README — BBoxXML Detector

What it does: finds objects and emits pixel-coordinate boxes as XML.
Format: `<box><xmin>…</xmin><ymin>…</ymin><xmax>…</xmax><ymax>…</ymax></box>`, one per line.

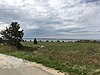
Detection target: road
<box><xmin>0</xmin><ymin>53</ymin><xmax>66</xmax><ymax>75</ymax></box>
<box><xmin>0</xmin><ymin>54</ymin><xmax>53</xmax><ymax>75</ymax></box>
<box><xmin>0</xmin><ymin>67</ymin><xmax>53</xmax><ymax>75</ymax></box>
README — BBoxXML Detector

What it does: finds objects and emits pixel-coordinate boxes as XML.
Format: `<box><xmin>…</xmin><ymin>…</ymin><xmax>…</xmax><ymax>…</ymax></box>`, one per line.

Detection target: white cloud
<box><xmin>0</xmin><ymin>0</ymin><xmax>100</xmax><ymax>39</ymax></box>
<box><xmin>24</xmin><ymin>25</ymin><xmax>39</xmax><ymax>30</ymax></box>
<box><xmin>0</xmin><ymin>22</ymin><xmax>9</xmax><ymax>31</ymax></box>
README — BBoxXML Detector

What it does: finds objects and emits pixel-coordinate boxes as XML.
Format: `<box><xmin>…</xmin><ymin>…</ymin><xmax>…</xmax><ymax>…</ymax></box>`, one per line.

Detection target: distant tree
<box><xmin>30</xmin><ymin>40</ymin><xmax>32</xmax><ymax>42</ymax></box>
<box><xmin>22</xmin><ymin>40</ymin><xmax>25</xmax><ymax>42</ymax></box>
<box><xmin>51</xmin><ymin>40</ymin><xmax>53</xmax><ymax>42</ymax></box>
<box><xmin>38</xmin><ymin>40</ymin><xmax>41</xmax><ymax>42</ymax></box>
<box><xmin>62</xmin><ymin>41</ymin><xmax>64</xmax><ymax>42</ymax></box>
<box><xmin>39</xmin><ymin>40</ymin><xmax>42</xmax><ymax>42</ymax></box>
<box><xmin>57</xmin><ymin>40</ymin><xmax>60</xmax><ymax>42</ymax></box>
<box><xmin>34</xmin><ymin>38</ymin><xmax>37</xmax><ymax>44</ymax></box>
<box><xmin>0</xmin><ymin>22</ymin><xmax>24</xmax><ymax>49</ymax></box>
<box><xmin>93</xmin><ymin>40</ymin><xmax>97</xmax><ymax>43</ymax></box>
<box><xmin>0</xmin><ymin>38</ymin><xmax>3</xmax><ymax>43</ymax></box>
<box><xmin>46</xmin><ymin>40</ymin><xmax>49</xmax><ymax>42</ymax></box>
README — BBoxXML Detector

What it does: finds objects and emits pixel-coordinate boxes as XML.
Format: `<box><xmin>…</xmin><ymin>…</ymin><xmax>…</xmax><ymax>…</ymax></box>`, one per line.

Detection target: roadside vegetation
<box><xmin>0</xmin><ymin>42</ymin><xmax>100</xmax><ymax>75</ymax></box>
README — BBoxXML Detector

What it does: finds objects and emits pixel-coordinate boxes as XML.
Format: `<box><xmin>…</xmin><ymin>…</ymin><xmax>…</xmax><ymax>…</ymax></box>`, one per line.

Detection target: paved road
<box><xmin>0</xmin><ymin>54</ymin><xmax>53</xmax><ymax>75</ymax></box>
<box><xmin>0</xmin><ymin>67</ymin><xmax>53</xmax><ymax>75</ymax></box>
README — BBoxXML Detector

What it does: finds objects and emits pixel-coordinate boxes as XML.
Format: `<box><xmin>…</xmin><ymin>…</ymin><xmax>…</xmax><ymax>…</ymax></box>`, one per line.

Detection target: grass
<box><xmin>0</xmin><ymin>42</ymin><xmax>100</xmax><ymax>75</ymax></box>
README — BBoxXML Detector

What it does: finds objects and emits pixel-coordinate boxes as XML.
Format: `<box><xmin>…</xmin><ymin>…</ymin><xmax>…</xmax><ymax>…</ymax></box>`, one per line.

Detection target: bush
<box><xmin>75</xmin><ymin>40</ymin><xmax>99</xmax><ymax>43</ymax></box>
<box><xmin>0</xmin><ymin>38</ymin><xmax>3</xmax><ymax>43</ymax></box>
<box><xmin>46</xmin><ymin>40</ymin><xmax>49</xmax><ymax>42</ymax></box>
<box><xmin>34</xmin><ymin>38</ymin><xmax>37</xmax><ymax>44</ymax></box>
<box><xmin>39</xmin><ymin>40</ymin><xmax>42</xmax><ymax>42</ymax></box>
<box><xmin>57</xmin><ymin>40</ymin><xmax>60</xmax><ymax>42</ymax></box>
<box><xmin>51</xmin><ymin>41</ymin><xmax>53</xmax><ymax>42</ymax></box>
<box><xmin>62</xmin><ymin>41</ymin><xmax>64</xmax><ymax>42</ymax></box>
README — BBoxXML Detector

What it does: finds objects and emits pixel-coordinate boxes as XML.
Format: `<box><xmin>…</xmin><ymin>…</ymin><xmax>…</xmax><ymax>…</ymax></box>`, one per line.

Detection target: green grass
<box><xmin>0</xmin><ymin>42</ymin><xmax>100</xmax><ymax>75</ymax></box>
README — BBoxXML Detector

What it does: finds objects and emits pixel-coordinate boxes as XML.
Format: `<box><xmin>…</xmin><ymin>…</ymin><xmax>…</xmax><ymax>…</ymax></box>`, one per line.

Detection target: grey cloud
<box><xmin>0</xmin><ymin>0</ymin><xmax>100</xmax><ymax>39</ymax></box>
<box><xmin>80</xmin><ymin>0</ymin><xmax>99</xmax><ymax>3</ymax></box>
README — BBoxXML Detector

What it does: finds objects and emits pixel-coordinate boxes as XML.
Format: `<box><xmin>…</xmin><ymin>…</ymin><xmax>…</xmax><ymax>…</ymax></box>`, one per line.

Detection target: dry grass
<box><xmin>0</xmin><ymin>42</ymin><xmax>100</xmax><ymax>75</ymax></box>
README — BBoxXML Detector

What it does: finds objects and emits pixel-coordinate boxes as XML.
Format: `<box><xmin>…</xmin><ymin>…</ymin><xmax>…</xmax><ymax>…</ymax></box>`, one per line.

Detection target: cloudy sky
<box><xmin>0</xmin><ymin>0</ymin><xmax>100</xmax><ymax>39</ymax></box>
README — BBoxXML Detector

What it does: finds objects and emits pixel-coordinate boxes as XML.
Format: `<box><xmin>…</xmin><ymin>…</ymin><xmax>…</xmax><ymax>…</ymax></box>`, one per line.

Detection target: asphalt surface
<box><xmin>0</xmin><ymin>67</ymin><xmax>53</xmax><ymax>75</ymax></box>
<box><xmin>0</xmin><ymin>54</ymin><xmax>53</xmax><ymax>75</ymax></box>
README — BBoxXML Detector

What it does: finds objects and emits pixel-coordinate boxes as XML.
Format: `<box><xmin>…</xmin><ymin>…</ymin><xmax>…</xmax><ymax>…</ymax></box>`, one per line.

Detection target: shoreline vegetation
<box><xmin>0</xmin><ymin>41</ymin><xmax>100</xmax><ymax>75</ymax></box>
<box><xmin>24</xmin><ymin>39</ymin><xmax>100</xmax><ymax>44</ymax></box>
<box><xmin>23</xmin><ymin>38</ymin><xmax>100</xmax><ymax>42</ymax></box>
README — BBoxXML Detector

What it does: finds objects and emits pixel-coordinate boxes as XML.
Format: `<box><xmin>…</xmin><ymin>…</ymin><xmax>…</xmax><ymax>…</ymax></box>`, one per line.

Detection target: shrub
<box><xmin>46</xmin><ymin>40</ymin><xmax>49</xmax><ymax>42</ymax></box>
<box><xmin>57</xmin><ymin>40</ymin><xmax>60</xmax><ymax>42</ymax></box>
<box><xmin>34</xmin><ymin>38</ymin><xmax>37</xmax><ymax>44</ymax></box>
<box><xmin>0</xmin><ymin>38</ymin><xmax>3</xmax><ymax>43</ymax></box>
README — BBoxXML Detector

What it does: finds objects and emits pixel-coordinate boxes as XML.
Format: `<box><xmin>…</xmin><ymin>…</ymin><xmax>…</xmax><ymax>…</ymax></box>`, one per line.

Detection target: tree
<box><xmin>57</xmin><ymin>40</ymin><xmax>60</xmax><ymax>42</ymax></box>
<box><xmin>0</xmin><ymin>38</ymin><xmax>3</xmax><ymax>43</ymax></box>
<box><xmin>34</xmin><ymin>38</ymin><xmax>37</xmax><ymax>44</ymax></box>
<box><xmin>46</xmin><ymin>40</ymin><xmax>49</xmax><ymax>42</ymax></box>
<box><xmin>0</xmin><ymin>22</ymin><xmax>24</xmax><ymax>48</ymax></box>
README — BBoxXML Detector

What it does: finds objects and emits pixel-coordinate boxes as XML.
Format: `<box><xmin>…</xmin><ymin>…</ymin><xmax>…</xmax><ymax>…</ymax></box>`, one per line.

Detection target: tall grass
<box><xmin>0</xmin><ymin>42</ymin><xmax>100</xmax><ymax>75</ymax></box>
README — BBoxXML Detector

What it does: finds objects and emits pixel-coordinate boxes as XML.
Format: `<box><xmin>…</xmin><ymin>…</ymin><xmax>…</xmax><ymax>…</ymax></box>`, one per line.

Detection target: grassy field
<box><xmin>0</xmin><ymin>42</ymin><xmax>100</xmax><ymax>75</ymax></box>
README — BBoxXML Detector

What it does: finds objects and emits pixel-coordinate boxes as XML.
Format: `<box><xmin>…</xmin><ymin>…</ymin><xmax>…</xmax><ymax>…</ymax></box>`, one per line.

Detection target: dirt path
<box><xmin>0</xmin><ymin>54</ymin><xmax>66</xmax><ymax>75</ymax></box>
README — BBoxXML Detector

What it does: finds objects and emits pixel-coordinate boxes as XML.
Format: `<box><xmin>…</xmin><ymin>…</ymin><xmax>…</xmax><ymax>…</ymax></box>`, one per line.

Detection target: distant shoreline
<box><xmin>23</xmin><ymin>38</ymin><xmax>100</xmax><ymax>42</ymax></box>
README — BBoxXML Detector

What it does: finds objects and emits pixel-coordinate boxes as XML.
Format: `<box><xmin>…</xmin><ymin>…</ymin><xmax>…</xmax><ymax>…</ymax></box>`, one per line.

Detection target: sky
<box><xmin>0</xmin><ymin>0</ymin><xmax>100</xmax><ymax>39</ymax></box>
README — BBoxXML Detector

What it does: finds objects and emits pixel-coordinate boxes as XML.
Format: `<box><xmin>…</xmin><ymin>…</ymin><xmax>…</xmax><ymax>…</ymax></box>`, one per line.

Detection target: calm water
<box><xmin>23</xmin><ymin>38</ymin><xmax>80</xmax><ymax>42</ymax></box>
<box><xmin>23</xmin><ymin>38</ymin><xmax>100</xmax><ymax>42</ymax></box>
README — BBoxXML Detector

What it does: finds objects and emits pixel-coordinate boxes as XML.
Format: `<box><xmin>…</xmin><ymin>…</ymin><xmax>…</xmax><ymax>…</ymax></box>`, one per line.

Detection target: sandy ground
<box><xmin>0</xmin><ymin>54</ymin><xmax>67</xmax><ymax>75</ymax></box>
